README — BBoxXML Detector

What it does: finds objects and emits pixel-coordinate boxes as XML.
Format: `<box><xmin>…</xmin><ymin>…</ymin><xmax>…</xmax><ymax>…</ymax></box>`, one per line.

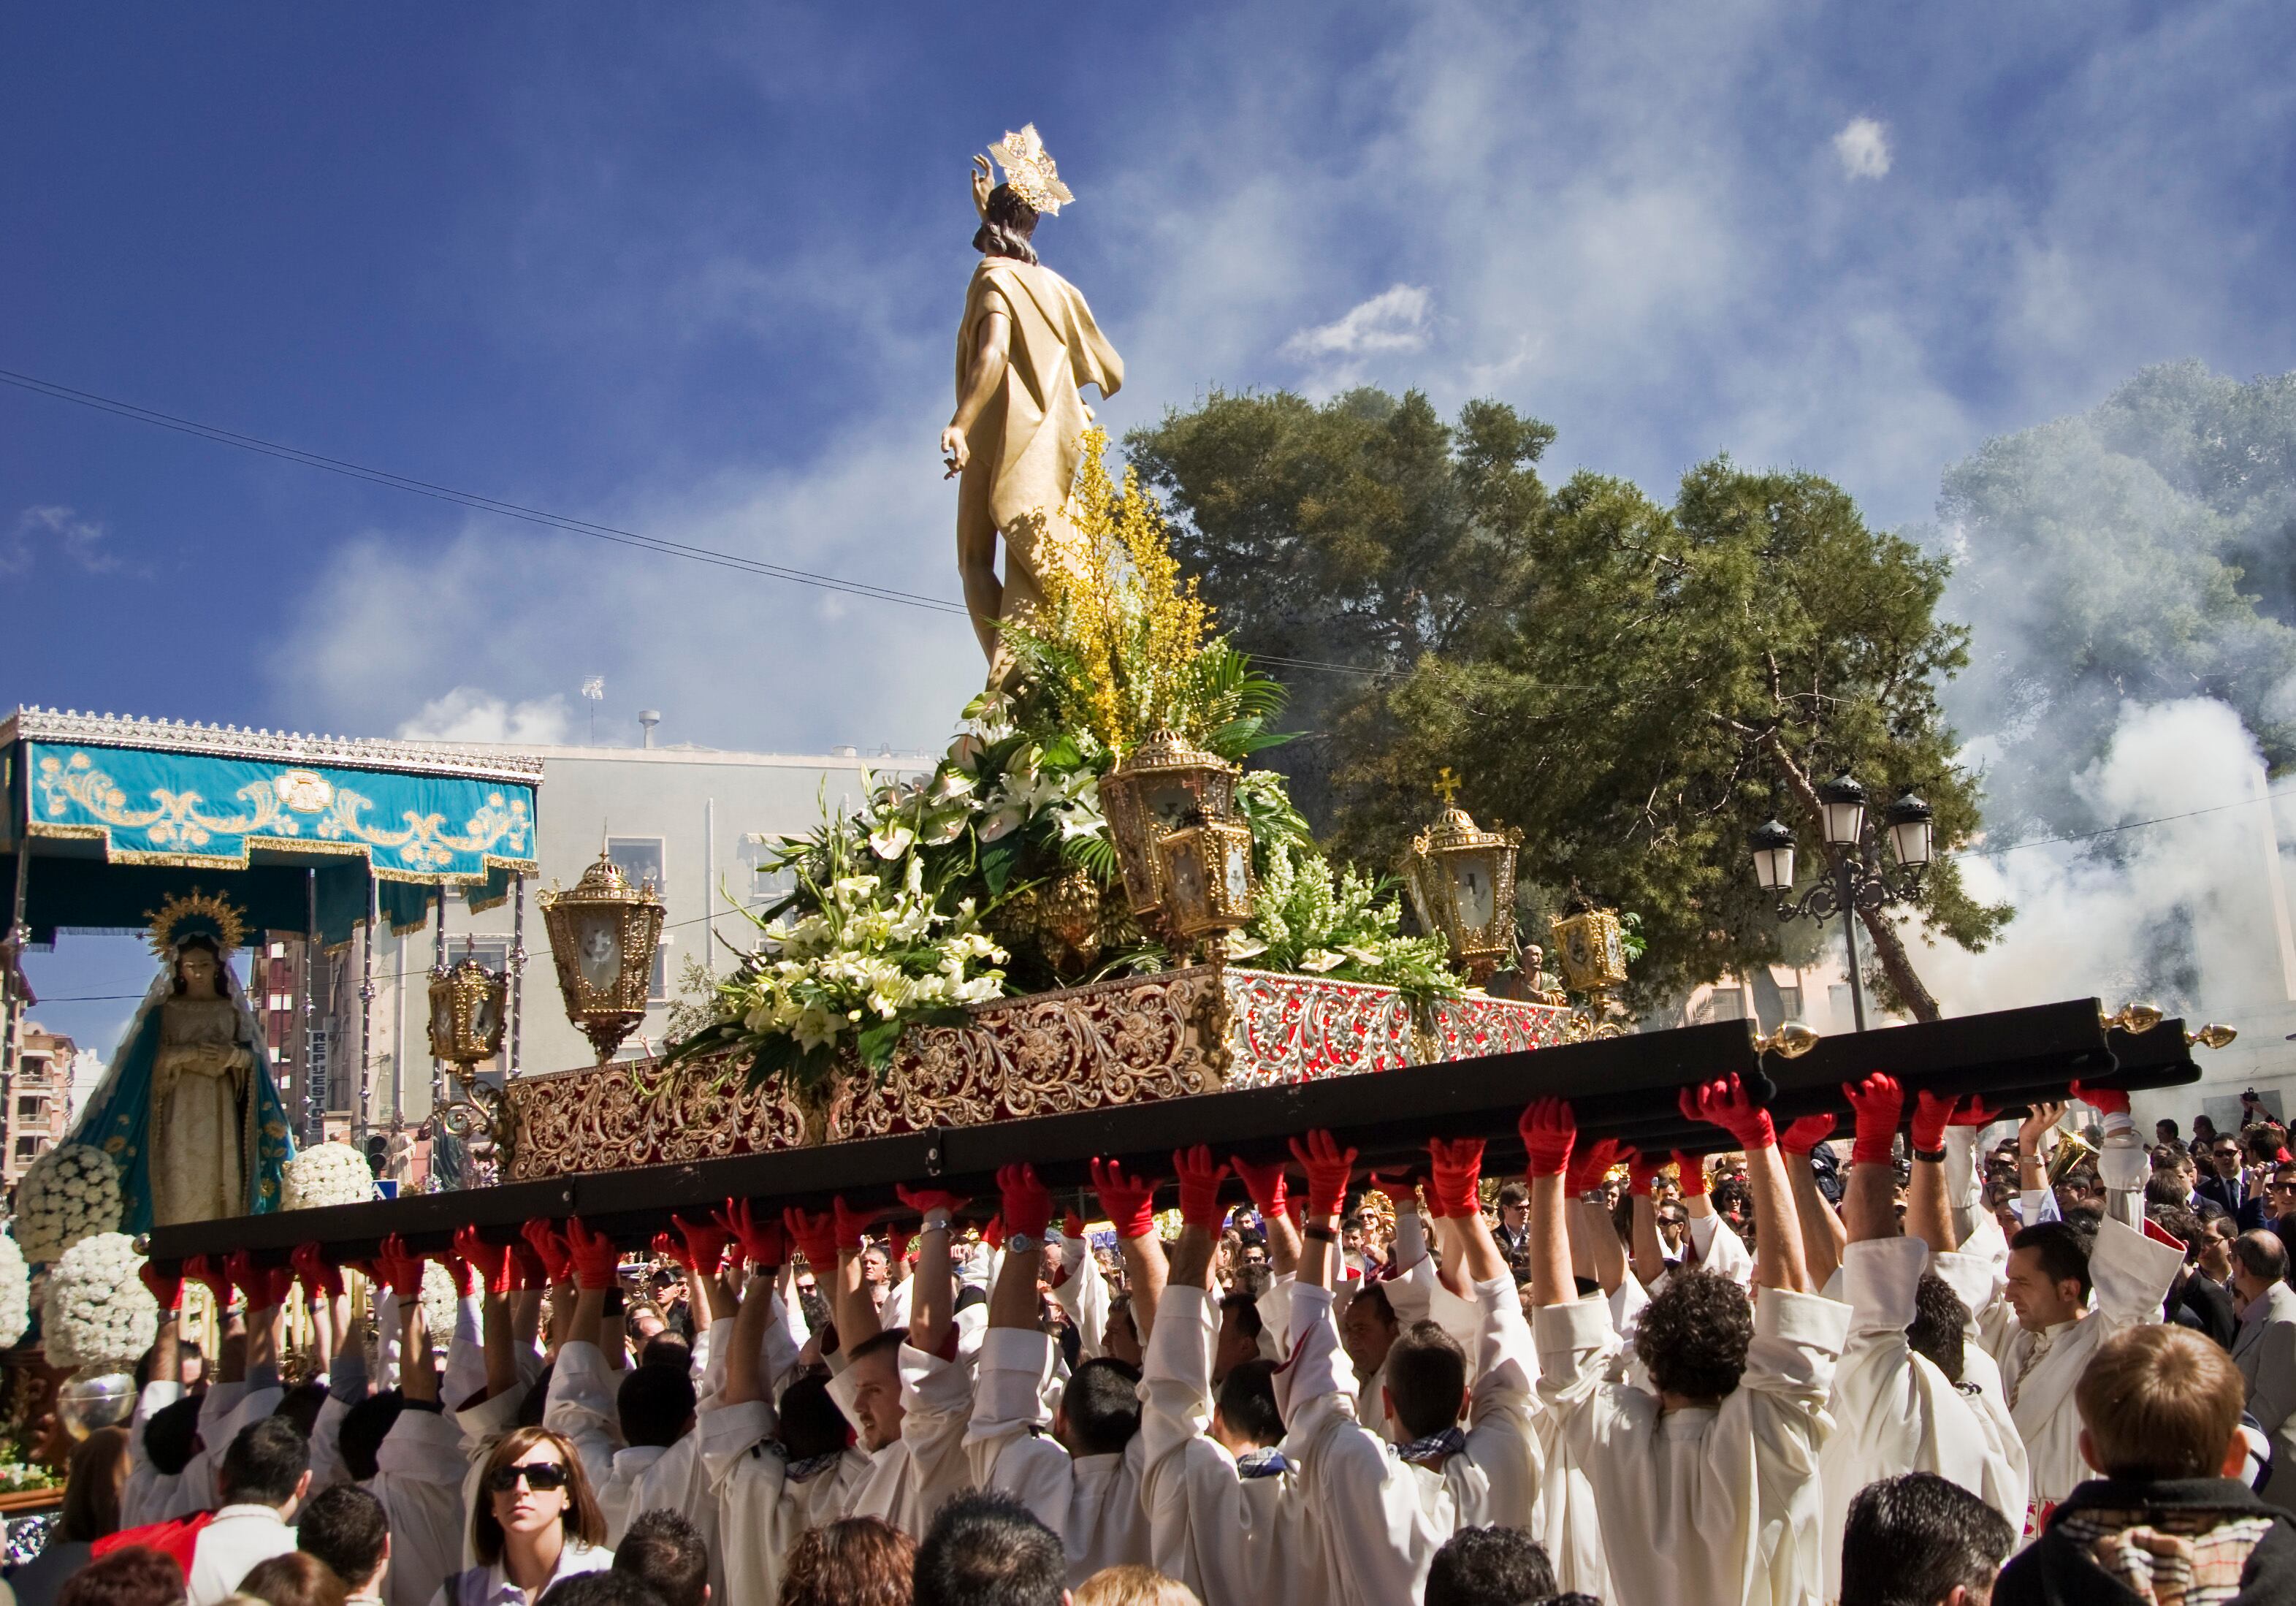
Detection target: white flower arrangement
<box><xmin>0</xmin><ymin>1233</ymin><xmax>29</xmax><ymax>1350</ymax></box>
<box><xmin>43</xmin><ymin>1233</ymin><xmax>157</xmax><ymax>1371</ymax></box>
<box><xmin>420</xmin><ymin>1260</ymin><xmax>459</xmax><ymax>1342</ymax></box>
<box><xmin>15</xmin><ymin>1144</ymin><xmax>123</xmax><ymax>1265</ymax></box>
<box><xmin>282</xmin><ymin>1142</ymin><xmax>375</xmax><ymax>1211</ymax></box>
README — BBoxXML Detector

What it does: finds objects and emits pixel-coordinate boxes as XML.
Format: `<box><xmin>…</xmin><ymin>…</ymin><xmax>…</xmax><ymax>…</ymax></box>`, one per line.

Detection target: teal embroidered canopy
<box><xmin>3</xmin><ymin>707</ymin><xmax>543</xmax><ymax>945</ymax></box>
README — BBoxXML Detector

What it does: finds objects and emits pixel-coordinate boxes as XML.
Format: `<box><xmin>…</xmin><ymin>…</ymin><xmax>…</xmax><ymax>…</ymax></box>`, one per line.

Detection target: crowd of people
<box><xmin>13</xmin><ymin>1073</ymin><xmax>2296</xmax><ymax>1606</ymax></box>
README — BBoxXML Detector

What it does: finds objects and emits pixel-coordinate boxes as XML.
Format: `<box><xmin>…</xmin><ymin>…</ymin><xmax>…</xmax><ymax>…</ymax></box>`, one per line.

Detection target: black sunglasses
<box><xmin>485</xmin><ymin>1461</ymin><xmax>569</xmax><ymax>1494</ymax></box>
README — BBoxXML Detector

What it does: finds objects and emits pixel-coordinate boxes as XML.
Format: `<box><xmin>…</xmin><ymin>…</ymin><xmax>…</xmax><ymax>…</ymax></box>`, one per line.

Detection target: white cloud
<box><xmin>2</xmin><ymin>506</ymin><xmax>117</xmax><ymax>576</ymax></box>
<box><xmin>1833</xmin><ymin>117</ymin><xmax>1892</xmax><ymax>180</ymax></box>
<box><xmin>1282</xmin><ymin>284</ymin><xmax>1435</xmax><ymax>359</ymax></box>
<box><xmin>397</xmin><ymin>688</ymin><xmax>574</xmax><ymax>745</ymax></box>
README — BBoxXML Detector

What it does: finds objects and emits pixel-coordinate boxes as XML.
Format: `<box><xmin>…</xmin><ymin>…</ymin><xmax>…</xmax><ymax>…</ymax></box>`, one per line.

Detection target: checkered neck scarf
<box><xmin>1394</xmin><ymin>1427</ymin><xmax>1468</xmax><ymax>1468</ymax></box>
<box><xmin>1235</xmin><ymin>1447</ymin><xmax>1289</xmax><ymax>1479</ymax></box>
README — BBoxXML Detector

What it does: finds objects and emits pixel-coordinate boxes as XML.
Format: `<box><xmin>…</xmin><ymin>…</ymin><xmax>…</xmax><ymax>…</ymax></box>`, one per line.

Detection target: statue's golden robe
<box><xmin>956</xmin><ymin>256</ymin><xmax>1124</xmax><ymax>594</ymax></box>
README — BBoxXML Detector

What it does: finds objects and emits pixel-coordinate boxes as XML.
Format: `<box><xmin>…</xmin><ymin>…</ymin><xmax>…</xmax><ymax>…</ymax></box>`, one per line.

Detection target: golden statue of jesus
<box><xmin>941</xmin><ymin>127</ymin><xmax>1124</xmax><ymax>671</ymax></box>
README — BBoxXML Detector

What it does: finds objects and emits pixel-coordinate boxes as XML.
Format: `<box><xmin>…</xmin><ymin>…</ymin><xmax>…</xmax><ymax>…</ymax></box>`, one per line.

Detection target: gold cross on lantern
<box><xmin>1433</xmin><ymin>767</ymin><xmax>1462</xmax><ymax>804</ymax></box>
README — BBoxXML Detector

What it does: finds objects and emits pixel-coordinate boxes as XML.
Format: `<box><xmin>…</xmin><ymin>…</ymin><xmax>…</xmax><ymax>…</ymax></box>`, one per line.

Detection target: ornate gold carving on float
<box><xmin>502</xmin><ymin>967</ymin><xmax>1569</xmax><ymax>1179</ymax></box>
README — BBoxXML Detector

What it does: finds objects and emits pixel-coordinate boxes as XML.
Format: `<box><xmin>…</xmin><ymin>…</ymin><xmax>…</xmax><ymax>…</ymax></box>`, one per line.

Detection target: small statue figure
<box><xmin>942</xmin><ymin>126</ymin><xmax>1124</xmax><ymax>676</ymax></box>
<box><xmin>68</xmin><ymin>888</ymin><xmax>294</xmax><ymax>1230</ymax></box>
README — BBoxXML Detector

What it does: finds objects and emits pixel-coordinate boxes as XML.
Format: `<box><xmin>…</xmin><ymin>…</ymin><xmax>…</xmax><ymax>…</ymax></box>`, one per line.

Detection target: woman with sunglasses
<box><xmin>431</xmin><ymin>1428</ymin><xmax>611</xmax><ymax>1606</ymax></box>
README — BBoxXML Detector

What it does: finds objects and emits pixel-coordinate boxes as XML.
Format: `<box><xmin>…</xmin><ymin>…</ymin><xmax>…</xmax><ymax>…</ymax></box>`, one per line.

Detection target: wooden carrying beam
<box><xmin>146</xmin><ymin>997</ymin><xmax>2198</xmax><ymax>1266</ymax></box>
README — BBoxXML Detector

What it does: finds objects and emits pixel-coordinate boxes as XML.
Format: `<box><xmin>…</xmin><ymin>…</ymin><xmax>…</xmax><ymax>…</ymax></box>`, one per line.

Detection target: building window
<box><xmin>15</xmin><ymin>1097</ymin><xmax>42</xmax><ymax>1124</ymax></box>
<box><xmin>1776</xmin><ymin>983</ymin><xmax>1803</xmax><ymax>1021</ymax></box>
<box><xmin>1706</xmin><ymin>986</ymin><xmax>1745</xmax><ymax>1022</ymax></box>
<box><xmin>607</xmin><ymin>837</ymin><xmax>670</xmax><ymax>1002</ymax></box>
<box><xmin>12</xmin><ymin>1136</ymin><xmax>45</xmax><ymax>1162</ymax></box>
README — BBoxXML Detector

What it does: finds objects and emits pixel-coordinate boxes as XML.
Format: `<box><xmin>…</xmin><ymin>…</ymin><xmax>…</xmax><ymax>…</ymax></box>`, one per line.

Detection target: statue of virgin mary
<box><xmin>68</xmin><ymin>888</ymin><xmax>295</xmax><ymax>1232</ymax></box>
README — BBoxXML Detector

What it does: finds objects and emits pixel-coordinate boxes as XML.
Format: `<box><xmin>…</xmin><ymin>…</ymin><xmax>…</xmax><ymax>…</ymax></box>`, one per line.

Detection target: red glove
<box><xmin>441</xmin><ymin>1255</ymin><xmax>479</xmax><ymax>1301</ymax></box>
<box><xmin>519</xmin><ymin>1219</ymin><xmax>573</xmax><ymax>1285</ymax></box>
<box><xmin>1682</xmin><ymin>1075</ymin><xmax>1776</xmax><ymax>1152</ymax></box>
<box><xmin>1911</xmin><ymin>1089</ymin><xmax>1959</xmax><ymax>1154</ymax></box>
<box><xmin>1624</xmin><ymin>1147</ymin><xmax>1666</xmax><ymax>1198</ymax></box>
<box><xmin>451</xmin><ymin>1227</ymin><xmax>511</xmax><ymax>1295</ymax></box>
<box><xmin>783</xmin><ymin>1206</ymin><xmax>841</xmax><ymax>1271</ymax></box>
<box><xmin>376</xmin><ymin>1235</ymin><xmax>424</xmax><ymax>1304</ymax></box>
<box><xmin>562</xmin><ymin>1217</ymin><xmax>622</xmax><ymax>1292</ymax></box>
<box><xmin>1565</xmin><ymin>1137</ymin><xmax>1620</xmax><ymax>1198</ymax></box>
<box><xmin>714</xmin><ymin>1200</ymin><xmax>787</xmax><ymax>1269</ymax></box>
<box><xmin>1842</xmin><ymin>1073</ymin><xmax>1905</xmax><ymax>1167</ymax></box>
<box><xmin>1091</xmin><ymin>1158</ymin><xmax>1159</xmax><ymax>1241</ymax></box>
<box><xmin>998</xmin><ymin>1163</ymin><xmax>1056</xmax><ymax>1241</ymax></box>
<box><xmin>1518</xmin><ymin>1097</ymin><xmax>1576</xmax><ymax>1178</ymax></box>
<box><xmin>1427</xmin><ymin>1138</ymin><xmax>1485</xmax><ymax>1218</ymax></box>
<box><xmin>140</xmin><ymin>1260</ymin><xmax>185</xmax><ymax>1312</ymax></box>
<box><xmin>893</xmin><ymin>1185</ymin><xmax>968</xmax><ymax>1225</ymax></box>
<box><xmin>1062</xmin><ymin>1210</ymin><xmax>1086</xmax><ymax>1242</ymax></box>
<box><xmin>831</xmin><ymin>1197</ymin><xmax>877</xmax><ymax>1255</ymax></box>
<box><xmin>1779</xmin><ymin>1114</ymin><xmax>1839</xmax><ymax>1156</ymax></box>
<box><xmin>226</xmin><ymin>1252</ymin><xmax>271</xmax><ymax>1311</ymax></box>
<box><xmin>1172</xmin><ymin>1146</ymin><xmax>1229</xmax><ymax>1234</ymax></box>
<box><xmin>292</xmin><ymin>1243</ymin><xmax>346</xmax><ymax>1302</ymax></box>
<box><xmin>185</xmin><ymin>1254</ymin><xmax>233</xmax><ymax>1311</ymax></box>
<box><xmin>1671</xmin><ymin>1151</ymin><xmax>1711</xmax><ymax>1198</ymax></box>
<box><xmin>2071</xmin><ymin>1081</ymin><xmax>2130</xmax><ymax>1118</ymax></box>
<box><xmin>1230</xmin><ymin>1155</ymin><xmax>1288</xmax><ymax>1223</ymax></box>
<box><xmin>1949</xmin><ymin>1096</ymin><xmax>1999</xmax><ymax>1128</ymax></box>
<box><xmin>651</xmin><ymin>1232</ymin><xmax>683</xmax><ymax>1271</ymax></box>
<box><xmin>673</xmin><ymin>1214</ymin><xmax>731</xmax><ymax>1279</ymax></box>
<box><xmin>1286</xmin><ymin>1130</ymin><xmax>1357</xmax><ymax>1221</ymax></box>
<box><xmin>983</xmin><ymin>1216</ymin><xmax>1007</xmax><ymax>1251</ymax></box>
<box><xmin>509</xmin><ymin>1242</ymin><xmax>546</xmax><ymax>1291</ymax></box>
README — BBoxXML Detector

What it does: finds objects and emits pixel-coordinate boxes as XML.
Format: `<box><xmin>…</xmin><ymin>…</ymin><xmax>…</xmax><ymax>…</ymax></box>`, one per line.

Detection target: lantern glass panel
<box><xmin>474</xmin><ymin>989</ymin><xmax>500</xmax><ymax>1040</ymax></box>
<box><xmin>1166</xmin><ymin>837</ymin><xmax>1209</xmax><ymax>916</ymax></box>
<box><xmin>429</xmin><ymin>989</ymin><xmax>454</xmax><ymax>1050</ymax></box>
<box><xmin>1888</xmin><ymin>815</ymin><xmax>1934</xmax><ymax>867</ymax></box>
<box><xmin>1142</xmin><ymin>778</ymin><xmax>1197</xmax><ymax>831</ymax></box>
<box><xmin>1822</xmin><ymin>799</ymin><xmax>1865</xmax><ymax>847</ymax></box>
<box><xmin>1753</xmin><ymin>842</ymin><xmax>1795</xmax><ymax>891</ymax></box>
<box><xmin>574</xmin><ymin>913</ymin><xmax>622</xmax><ymax>991</ymax></box>
<box><xmin>1223</xmin><ymin>841</ymin><xmax>1252</xmax><ymax>905</ymax></box>
<box><xmin>1449</xmin><ymin>848</ymin><xmax>1500</xmax><ymax>930</ymax></box>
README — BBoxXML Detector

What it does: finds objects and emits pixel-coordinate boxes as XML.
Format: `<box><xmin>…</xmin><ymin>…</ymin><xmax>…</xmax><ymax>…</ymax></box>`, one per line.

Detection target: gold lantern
<box><xmin>1400</xmin><ymin>792</ymin><xmax>1522</xmax><ymax>981</ymax></box>
<box><xmin>1099</xmin><ymin>731</ymin><xmax>1240</xmax><ymax>928</ymax></box>
<box><xmin>1155</xmin><ymin>818</ymin><xmax>1256</xmax><ymax>953</ymax></box>
<box><xmin>538</xmin><ymin>850</ymin><xmax>666</xmax><ymax>1060</ymax></box>
<box><xmin>1550</xmin><ymin>905</ymin><xmax>1633</xmax><ymax>1040</ymax></box>
<box><xmin>427</xmin><ymin>945</ymin><xmax>508</xmax><ymax>1067</ymax></box>
<box><xmin>427</xmin><ymin>944</ymin><xmax>514</xmax><ymax>1168</ymax></box>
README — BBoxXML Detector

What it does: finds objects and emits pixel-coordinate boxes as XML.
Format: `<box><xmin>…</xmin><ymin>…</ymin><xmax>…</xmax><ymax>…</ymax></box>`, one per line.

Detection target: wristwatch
<box><xmin>1005</xmin><ymin>1231</ymin><xmax>1040</xmax><ymax>1255</ymax></box>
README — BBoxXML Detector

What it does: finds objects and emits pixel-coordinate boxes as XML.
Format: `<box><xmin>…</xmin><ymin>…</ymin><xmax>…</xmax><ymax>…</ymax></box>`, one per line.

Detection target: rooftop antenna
<box><xmin>580</xmin><ymin>676</ymin><xmax>606</xmax><ymax>745</ymax></box>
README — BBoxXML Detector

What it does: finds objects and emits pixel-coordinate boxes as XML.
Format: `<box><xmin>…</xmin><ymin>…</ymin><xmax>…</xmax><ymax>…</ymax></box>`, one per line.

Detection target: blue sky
<box><xmin>9</xmin><ymin>3</ymin><xmax>2296</xmax><ymax>1046</ymax></box>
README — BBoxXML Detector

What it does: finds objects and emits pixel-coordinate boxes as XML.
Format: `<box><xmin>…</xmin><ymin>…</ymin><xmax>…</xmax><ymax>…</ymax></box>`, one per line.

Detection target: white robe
<box><xmin>1137</xmin><ymin>1284</ymin><xmax>1321</xmax><ymax>1606</ymax></box>
<box><xmin>964</xmin><ymin>1326</ymin><xmax>1153</xmax><ymax>1584</ymax></box>
<box><xmin>1990</xmin><ymin>1214</ymin><xmax>2184</xmax><ymax>1526</ymax></box>
<box><xmin>367</xmin><ymin>1404</ymin><xmax>468</xmax><ymax>1606</ymax></box>
<box><xmin>824</xmin><ymin>1341</ymin><xmax>976</xmax><ymax>1536</ymax></box>
<box><xmin>1819</xmin><ymin>1238</ymin><xmax>2030</xmax><ymax>1597</ymax></box>
<box><xmin>1534</xmin><ymin>1286</ymin><xmax>1850</xmax><ymax>1606</ymax></box>
<box><xmin>696</xmin><ymin>1396</ymin><xmax>872</xmax><ymax>1606</ymax></box>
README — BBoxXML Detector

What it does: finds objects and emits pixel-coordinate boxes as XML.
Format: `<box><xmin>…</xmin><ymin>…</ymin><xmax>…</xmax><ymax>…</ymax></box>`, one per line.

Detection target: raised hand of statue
<box><xmin>972</xmin><ymin>153</ymin><xmax>993</xmax><ymax>220</ymax></box>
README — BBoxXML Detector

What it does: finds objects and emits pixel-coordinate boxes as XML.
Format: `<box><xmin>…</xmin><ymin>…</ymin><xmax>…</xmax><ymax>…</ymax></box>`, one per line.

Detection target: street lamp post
<box><xmin>1748</xmin><ymin>777</ymin><xmax>1934</xmax><ymax>1032</ymax></box>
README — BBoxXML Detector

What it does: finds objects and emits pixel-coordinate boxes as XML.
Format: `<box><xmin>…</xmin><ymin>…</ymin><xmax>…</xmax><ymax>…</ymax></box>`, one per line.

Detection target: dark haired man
<box><xmin>913</xmin><ymin>1488</ymin><xmax>1069</xmax><ymax>1606</ymax></box>
<box><xmin>1528</xmin><ymin>1080</ymin><xmax>1850</xmax><ymax>1606</ymax></box>
<box><xmin>125</xmin><ymin>1274</ymin><xmax>288</xmax><ymax>1527</ymax></box>
<box><xmin>1422</xmin><ymin>1525</ymin><xmax>1555</xmax><ymax>1606</ymax></box>
<box><xmin>296</xmin><ymin>1485</ymin><xmax>389</xmax><ymax>1606</ymax></box>
<box><xmin>1273</xmin><ymin>1130</ymin><xmax>1538</xmax><ymax>1606</ymax></box>
<box><xmin>969</xmin><ymin>1164</ymin><xmax>1152</xmax><ymax>1583</ymax></box>
<box><xmin>1818</xmin><ymin>1075</ymin><xmax>2028</xmax><ymax>1600</ymax></box>
<box><xmin>185</xmin><ymin>1417</ymin><xmax>308</xmax><ymax>1606</ymax></box>
<box><xmin>1841</xmin><ymin>1472</ymin><xmax>2015</xmax><ymax>1606</ymax></box>
<box><xmin>609</xmin><ymin>1510</ymin><xmax>706</xmax><ymax>1606</ymax></box>
<box><xmin>1991</xmin><ymin>1091</ymin><xmax>2184</xmax><ymax>1531</ymax></box>
<box><xmin>1137</xmin><ymin>1149</ymin><xmax>1319</xmax><ymax>1606</ymax></box>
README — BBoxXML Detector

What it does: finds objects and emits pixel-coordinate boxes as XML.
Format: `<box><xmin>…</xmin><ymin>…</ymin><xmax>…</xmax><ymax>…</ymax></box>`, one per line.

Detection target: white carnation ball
<box><xmin>283</xmin><ymin>1142</ymin><xmax>375</xmax><ymax>1211</ymax></box>
<box><xmin>0</xmin><ymin>1234</ymin><xmax>29</xmax><ymax>1350</ymax></box>
<box><xmin>16</xmin><ymin>1145</ymin><xmax>121</xmax><ymax>1264</ymax></box>
<box><xmin>44</xmin><ymin>1233</ymin><xmax>156</xmax><ymax>1371</ymax></box>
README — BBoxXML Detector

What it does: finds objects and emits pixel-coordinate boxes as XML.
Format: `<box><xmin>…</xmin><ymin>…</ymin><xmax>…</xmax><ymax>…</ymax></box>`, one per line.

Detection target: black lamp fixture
<box><xmin>1747</xmin><ymin>773</ymin><xmax>1932</xmax><ymax>1032</ymax></box>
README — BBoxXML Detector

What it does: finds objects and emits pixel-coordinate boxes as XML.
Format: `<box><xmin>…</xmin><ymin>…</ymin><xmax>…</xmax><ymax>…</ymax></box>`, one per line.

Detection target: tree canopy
<box><xmin>1127</xmin><ymin>387</ymin><xmax>2008</xmax><ymax>1013</ymax></box>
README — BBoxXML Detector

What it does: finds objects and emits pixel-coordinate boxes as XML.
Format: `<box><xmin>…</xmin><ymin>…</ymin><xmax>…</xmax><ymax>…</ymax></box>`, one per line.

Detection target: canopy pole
<box><xmin>1</xmin><ymin>850</ymin><xmax>28</xmax><ymax>1110</ymax></box>
<box><xmin>431</xmin><ymin>880</ymin><xmax>447</xmax><ymax>1190</ymax></box>
<box><xmin>301</xmin><ymin>871</ymin><xmax>319</xmax><ymax>1145</ymax></box>
<box><xmin>358</xmin><ymin>874</ymin><xmax>378</xmax><ymax>1150</ymax></box>
<box><xmin>510</xmin><ymin>873</ymin><xmax>527</xmax><ymax>1076</ymax></box>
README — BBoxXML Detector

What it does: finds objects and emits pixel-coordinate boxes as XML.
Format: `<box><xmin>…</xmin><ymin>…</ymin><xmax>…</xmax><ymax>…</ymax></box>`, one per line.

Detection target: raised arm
<box><xmin>1906</xmin><ymin>1089</ymin><xmax>1961</xmax><ymax>1253</ymax></box>
<box><xmin>1842</xmin><ymin>1077</ymin><xmax>1905</xmax><ymax>1245</ymax></box>
<box><xmin>1624</xmin><ymin>1149</ymin><xmax>1668</xmax><ymax>1289</ymax></box>
<box><xmin>1684</xmin><ymin>1075</ymin><xmax>1810</xmax><ymax>1293</ymax></box>
<box><xmin>1519</xmin><ymin>1098</ymin><xmax>1579</xmax><ymax>1306</ymax></box>
<box><xmin>1231</xmin><ymin>1155</ymin><xmax>1299</xmax><ymax>1277</ymax></box>
<box><xmin>1780</xmin><ymin>1114</ymin><xmax>1847</xmax><ymax>1290</ymax></box>
<box><xmin>1094</xmin><ymin>1158</ymin><xmax>1169</xmax><ymax>1341</ymax></box>
<box><xmin>983</xmin><ymin>1166</ymin><xmax>1053</xmax><ymax>1332</ymax></box>
<box><xmin>1564</xmin><ymin>1138</ymin><xmax>1625</xmax><ymax>1295</ymax></box>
